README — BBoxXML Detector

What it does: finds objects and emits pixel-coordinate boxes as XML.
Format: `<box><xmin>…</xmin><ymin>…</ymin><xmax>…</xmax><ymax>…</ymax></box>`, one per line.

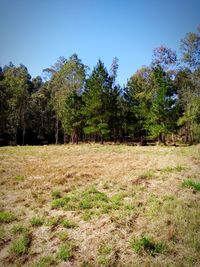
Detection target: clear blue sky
<box><xmin>0</xmin><ymin>0</ymin><xmax>199</xmax><ymax>85</ymax></box>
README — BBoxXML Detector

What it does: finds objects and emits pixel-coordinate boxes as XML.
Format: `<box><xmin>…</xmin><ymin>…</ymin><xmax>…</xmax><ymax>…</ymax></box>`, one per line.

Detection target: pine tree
<box><xmin>83</xmin><ymin>60</ymin><xmax>111</xmax><ymax>144</ymax></box>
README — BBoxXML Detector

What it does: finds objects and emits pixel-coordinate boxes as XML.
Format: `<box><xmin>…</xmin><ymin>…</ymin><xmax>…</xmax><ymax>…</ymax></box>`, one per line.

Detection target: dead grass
<box><xmin>0</xmin><ymin>144</ymin><xmax>200</xmax><ymax>266</ymax></box>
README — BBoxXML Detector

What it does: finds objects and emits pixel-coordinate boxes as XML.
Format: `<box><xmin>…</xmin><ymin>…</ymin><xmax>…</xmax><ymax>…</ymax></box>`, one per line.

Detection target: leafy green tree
<box><xmin>147</xmin><ymin>66</ymin><xmax>177</xmax><ymax>144</ymax></box>
<box><xmin>3</xmin><ymin>64</ymin><xmax>31</xmax><ymax>145</ymax></box>
<box><xmin>48</xmin><ymin>54</ymin><xmax>86</xmax><ymax>143</ymax></box>
<box><xmin>0</xmin><ymin>67</ymin><xmax>8</xmax><ymax>145</ymax></box>
<box><xmin>176</xmin><ymin>67</ymin><xmax>200</xmax><ymax>143</ymax></box>
<box><xmin>83</xmin><ymin>60</ymin><xmax>111</xmax><ymax>144</ymax></box>
<box><xmin>180</xmin><ymin>25</ymin><xmax>200</xmax><ymax>70</ymax></box>
<box><xmin>62</xmin><ymin>90</ymin><xmax>83</xmax><ymax>144</ymax></box>
<box><xmin>28</xmin><ymin>81</ymin><xmax>54</xmax><ymax>144</ymax></box>
<box><xmin>152</xmin><ymin>46</ymin><xmax>177</xmax><ymax>71</ymax></box>
<box><xmin>125</xmin><ymin>66</ymin><xmax>152</xmax><ymax>144</ymax></box>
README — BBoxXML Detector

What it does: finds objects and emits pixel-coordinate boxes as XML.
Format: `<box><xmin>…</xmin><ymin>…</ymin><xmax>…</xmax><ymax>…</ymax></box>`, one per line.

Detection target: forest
<box><xmin>0</xmin><ymin>26</ymin><xmax>200</xmax><ymax>146</ymax></box>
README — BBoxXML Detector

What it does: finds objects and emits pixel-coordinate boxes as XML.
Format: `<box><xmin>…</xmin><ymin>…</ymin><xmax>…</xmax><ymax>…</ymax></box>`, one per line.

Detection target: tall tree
<box><xmin>83</xmin><ymin>60</ymin><xmax>111</xmax><ymax>144</ymax></box>
<box><xmin>125</xmin><ymin>66</ymin><xmax>152</xmax><ymax>144</ymax></box>
<box><xmin>147</xmin><ymin>66</ymin><xmax>177</xmax><ymax>144</ymax></box>
<box><xmin>49</xmin><ymin>54</ymin><xmax>86</xmax><ymax>143</ymax></box>
<box><xmin>180</xmin><ymin>25</ymin><xmax>200</xmax><ymax>70</ymax></box>
<box><xmin>3</xmin><ymin>64</ymin><xmax>31</xmax><ymax>145</ymax></box>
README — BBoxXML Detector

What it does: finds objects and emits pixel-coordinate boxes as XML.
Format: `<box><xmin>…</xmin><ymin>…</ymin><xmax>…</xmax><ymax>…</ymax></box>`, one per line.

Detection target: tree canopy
<box><xmin>0</xmin><ymin>26</ymin><xmax>200</xmax><ymax>145</ymax></box>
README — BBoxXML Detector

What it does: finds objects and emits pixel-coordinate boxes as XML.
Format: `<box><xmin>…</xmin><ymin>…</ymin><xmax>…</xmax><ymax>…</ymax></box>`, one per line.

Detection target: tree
<box><xmin>152</xmin><ymin>46</ymin><xmax>176</xmax><ymax>67</ymax></box>
<box><xmin>28</xmin><ymin>81</ymin><xmax>54</xmax><ymax>144</ymax></box>
<box><xmin>147</xmin><ymin>66</ymin><xmax>177</xmax><ymax>144</ymax></box>
<box><xmin>48</xmin><ymin>54</ymin><xmax>86</xmax><ymax>144</ymax></box>
<box><xmin>83</xmin><ymin>60</ymin><xmax>111</xmax><ymax>144</ymax></box>
<box><xmin>125</xmin><ymin>66</ymin><xmax>152</xmax><ymax>144</ymax></box>
<box><xmin>62</xmin><ymin>90</ymin><xmax>83</xmax><ymax>144</ymax></box>
<box><xmin>50</xmin><ymin>54</ymin><xmax>86</xmax><ymax>143</ymax></box>
<box><xmin>176</xmin><ymin>67</ymin><xmax>200</xmax><ymax>143</ymax></box>
<box><xmin>180</xmin><ymin>25</ymin><xmax>200</xmax><ymax>70</ymax></box>
<box><xmin>3</xmin><ymin>64</ymin><xmax>32</xmax><ymax>145</ymax></box>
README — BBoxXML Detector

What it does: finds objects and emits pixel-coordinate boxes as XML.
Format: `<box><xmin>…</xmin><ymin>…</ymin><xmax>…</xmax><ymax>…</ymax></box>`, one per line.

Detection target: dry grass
<box><xmin>0</xmin><ymin>144</ymin><xmax>200</xmax><ymax>266</ymax></box>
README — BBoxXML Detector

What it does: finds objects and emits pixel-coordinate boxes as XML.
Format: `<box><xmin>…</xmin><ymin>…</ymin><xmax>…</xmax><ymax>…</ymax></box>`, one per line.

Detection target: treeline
<box><xmin>0</xmin><ymin>27</ymin><xmax>200</xmax><ymax>146</ymax></box>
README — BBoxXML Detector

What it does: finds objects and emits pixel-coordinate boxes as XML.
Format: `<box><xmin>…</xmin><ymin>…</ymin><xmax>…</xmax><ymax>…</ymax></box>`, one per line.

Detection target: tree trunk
<box><xmin>63</xmin><ymin>133</ymin><xmax>66</xmax><ymax>144</ymax></box>
<box><xmin>76</xmin><ymin>134</ymin><xmax>78</xmax><ymax>144</ymax></box>
<box><xmin>162</xmin><ymin>133</ymin><xmax>166</xmax><ymax>145</ymax></box>
<box><xmin>140</xmin><ymin>136</ymin><xmax>147</xmax><ymax>146</ymax></box>
<box><xmin>100</xmin><ymin>135</ymin><xmax>104</xmax><ymax>144</ymax></box>
<box><xmin>157</xmin><ymin>133</ymin><xmax>162</xmax><ymax>145</ymax></box>
<box><xmin>55</xmin><ymin>115</ymin><xmax>59</xmax><ymax>145</ymax></box>
<box><xmin>22</xmin><ymin>126</ymin><xmax>25</xmax><ymax>146</ymax></box>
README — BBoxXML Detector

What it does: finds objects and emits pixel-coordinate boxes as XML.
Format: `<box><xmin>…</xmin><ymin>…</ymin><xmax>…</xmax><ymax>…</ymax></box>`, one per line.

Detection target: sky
<box><xmin>0</xmin><ymin>0</ymin><xmax>200</xmax><ymax>85</ymax></box>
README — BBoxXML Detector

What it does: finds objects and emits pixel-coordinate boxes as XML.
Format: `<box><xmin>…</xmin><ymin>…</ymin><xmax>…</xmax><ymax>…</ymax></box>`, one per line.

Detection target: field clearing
<box><xmin>0</xmin><ymin>144</ymin><xmax>200</xmax><ymax>266</ymax></box>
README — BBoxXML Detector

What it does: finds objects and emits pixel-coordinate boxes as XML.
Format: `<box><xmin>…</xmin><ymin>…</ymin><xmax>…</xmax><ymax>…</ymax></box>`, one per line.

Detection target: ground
<box><xmin>0</xmin><ymin>144</ymin><xmax>200</xmax><ymax>266</ymax></box>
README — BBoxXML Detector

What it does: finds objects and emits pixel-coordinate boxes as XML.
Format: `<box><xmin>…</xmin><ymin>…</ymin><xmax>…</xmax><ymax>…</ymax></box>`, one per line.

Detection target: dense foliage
<box><xmin>0</xmin><ymin>27</ymin><xmax>200</xmax><ymax>145</ymax></box>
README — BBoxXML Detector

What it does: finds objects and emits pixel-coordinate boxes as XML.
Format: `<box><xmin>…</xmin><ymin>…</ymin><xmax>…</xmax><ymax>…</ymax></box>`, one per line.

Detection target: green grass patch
<box><xmin>10</xmin><ymin>233</ymin><xmax>31</xmax><ymax>255</ymax></box>
<box><xmin>62</xmin><ymin>219</ymin><xmax>77</xmax><ymax>229</ymax></box>
<box><xmin>139</xmin><ymin>170</ymin><xmax>154</xmax><ymax>179</ymax></box>
<box><xmin>30</xmin><ymin>216</ymin><xmax>45</xmax><ymax>227</ymax></box>
<box><xmin>57</xmin><ymin>231</ymin><xmax>68</xmax><ymax>241</ymax></box>
<box><xmin>182</xmin><ymin>179</ymin><xmax>200</xmax><ymax>191</ymax></box>
<box><xmin>15</xmin><ymin>175</ymin><xmax>26</xmax><ymax>181</ymax></box>
<box><xmin>57</xmin><ymin>243</ymin><xmax>73</xmax><ymax>261</ymax></box>
<box><xmin>32</xmin><ymin>256</ymin><xmax>56</xmax><ymax>267</ymax></box>
<box><xmin>161</xmin><ymin>165</ymin><xmax>185</xmax><ymax>173</ymax></box>
<box><xmin>50</xmin><ymin>186</ymin><xmax>131</xmax><ymax>219</ymax></box>
<box><xmin>130</xmin><ymin>236</ymin><xmax>164</xmax><ymax>256</ymax></box>
<box><xmin>98</xmin><ymin>244</ymin><xmax>112</xmax><ymax>265</ymax></box>
<box><xmin>81</xmin><ymin>210</ymin><xmax>95</xmax><ymax>221</ymax></box>
<box><xmin>12</xmin><ymin>224</ymin><xmax>28</xmax><ymax>235</ymax></box>
<box><xmin>51</xmin><ymin>196</ymin><xmax>70</xmax><ymax>209</ymax></box>
<box><xmin>46</xmin><ymin>216</ymin><xmax>60</xmax><ymax>227</ymax></box>
<box><xmin>0</xmin><ymin>211</ymin><xmax>16</xmax><ymax>223</ymax></box>
<box><xmin>51</xmin><ymin>190</ymin><xmax>61</xmax><ymax>199</ymax></box>
<box><xmin>79</xmin><ymin>187</ymin><xmax>109</xmax><ymax>210</ymax></box>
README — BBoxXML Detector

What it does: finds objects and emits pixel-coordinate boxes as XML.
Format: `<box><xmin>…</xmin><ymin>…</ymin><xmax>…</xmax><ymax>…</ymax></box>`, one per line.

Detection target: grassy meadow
<box><xmin>0</xmin><ymin>144</ymin><xmax>200</xmax><ymax>266</ymax></box>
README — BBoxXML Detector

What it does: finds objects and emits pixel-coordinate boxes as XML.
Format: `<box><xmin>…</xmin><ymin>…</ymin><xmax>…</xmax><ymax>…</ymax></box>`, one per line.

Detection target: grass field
<box><xmin>0</xmin><ymin>144</ymin><xmax>200</xmax><ymax>266</ymax></box>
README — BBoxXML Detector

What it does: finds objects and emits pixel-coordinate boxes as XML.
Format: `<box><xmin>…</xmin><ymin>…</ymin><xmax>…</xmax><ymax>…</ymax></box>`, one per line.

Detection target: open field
<box><xmin>0</xmin><ymin>144</ymin><xmax>200</xmax><ymax>266</ymax></box>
